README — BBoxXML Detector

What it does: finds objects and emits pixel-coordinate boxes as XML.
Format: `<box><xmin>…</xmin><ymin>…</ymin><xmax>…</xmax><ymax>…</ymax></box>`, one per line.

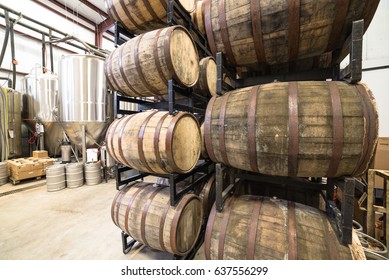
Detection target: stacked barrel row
<box><xmin>104</xmin><ymin>0</ymin><xmax>380</xmax><ymax>259</ymax></box>
<box><xmin>104</xmin><ymin>0</ymin><xmax>217</xmax><ymax>257</ymax></box>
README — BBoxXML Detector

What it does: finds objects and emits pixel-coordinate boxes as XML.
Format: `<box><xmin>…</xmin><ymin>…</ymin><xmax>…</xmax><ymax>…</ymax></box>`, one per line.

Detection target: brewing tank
<box><xmin>21</xmin><ymin>72</ymin><xmax>64</xmax><ymax>155</ymax></box>
<box><xmin>58</xmin><ymin>54</ymin><xmax>113</xmax><ymax>148</ymax></box>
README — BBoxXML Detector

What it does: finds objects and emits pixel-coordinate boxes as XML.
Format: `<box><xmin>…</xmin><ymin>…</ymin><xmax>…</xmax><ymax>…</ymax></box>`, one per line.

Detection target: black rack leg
<box><xmin>340</xmin><ymin>177</ymin><xmax>355</xmax><ymax>244</ymax></box>
<box><xmin>121</xmin><ymin>231</ymin><xmax>136</xmax><ymax>254</ymax></box>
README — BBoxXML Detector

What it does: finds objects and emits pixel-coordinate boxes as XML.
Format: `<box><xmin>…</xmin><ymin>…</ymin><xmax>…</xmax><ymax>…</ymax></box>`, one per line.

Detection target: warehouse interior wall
<box><xmin>0</xmin><ymin>0</ymin><xmax>113</xmax><ymax>90</ymax></box>
<box><xmin>1</xmin><ymin>0</ymin><xmax>388</xmax><ymax>135</ymax></box>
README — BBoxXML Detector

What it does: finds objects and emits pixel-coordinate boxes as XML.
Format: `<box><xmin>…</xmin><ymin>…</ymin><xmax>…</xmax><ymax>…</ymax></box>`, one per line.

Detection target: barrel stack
<box><xmin>104</xmin><ymin>0</ymin><xmax>209</xmax><ymax>257</ymax></box>
<box><xmin>104</xmin><ymin>0</ymin><xmax>380</xmax><ymax>259</ymax></box>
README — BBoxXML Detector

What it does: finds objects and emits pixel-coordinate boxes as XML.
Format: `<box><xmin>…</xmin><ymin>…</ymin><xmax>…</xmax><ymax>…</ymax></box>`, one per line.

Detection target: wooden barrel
<box><xmin>191</xmin><ymin>1</ymin><xmax>205</xmax><ymax>35</ymax></box>
<box><xmin>194</xmin><ymin>175</ymin><xmax>216</xmax><ymax>217</ymax></box>
<box><xmin>204</xmin><ymin>194</ymin><xmax>353</xmax><ymax>259</ymax></box>
<box><xmin>111</xmin><ymin>182</ymin><xmax>203</xmax><ymax>256</ymax></box>
<box><xmin>204</xmin><ymin>81</ymin><xmax>378</xmax><ymax>178</ymax></box>
<box><xmin>200</xmin><ymin>123</ymin><xmax>208</xmax><ymax>159</ymax></box>
<box><xmin>194</xmin><ymin>57</ymin><xmax>217</xmax><ymax>97</ymax></box>
<box><xmin>104</xmin><ymin>26</ymin><xmax>199</xmax><ymax>97</ymax></box>
<box><xmin>106</xmin><ymin>110</ymin><xmax>201</xmax><ymax>174</ymax></box>
<box><xmin>204</xmin><ymin>0</ymin><xmax>379</xmax><ymax>73</ymax></box>
<box><xmin>105</xmin><ymin>0</ymin><xmax>196</xmax><ymax>34</ymax></box>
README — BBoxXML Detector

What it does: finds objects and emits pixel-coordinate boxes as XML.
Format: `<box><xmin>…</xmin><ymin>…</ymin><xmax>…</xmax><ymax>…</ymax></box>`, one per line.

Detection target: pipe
<box><xmin>9</xmin><ymin>21</ymin><xmax>16</xmax><ymax>89</ymax></box>
<box><xmin>0</xmin><ymin>11</ymin><xmax>10</xmax><ymax>68</ymax></box>
<box><xmin>42</xmin><ymin>34</ymin><xmax>46</xmax><ymax>72</ymax></box>
<box><xmin>49</xmin><ymin>30</ymin><xmax>54</xmax><ymax>72</ymax></box>
<box><xmin>0</xmin><ymin>77</ymin><xmax>12</xmax><ymax>88</ymax></box>
<box><xmin>49</xmin><ymin>36</ymin><xmax>109</xmax><ymax>57</ymax></box>
<box><xmin>0</xmin><ymin>13</ymin><xmax>97</xmax><ymax>54</ymax></box>
<box><xmin>82</xmin><ymin>125</ymin><xmax>87</xmax><ymax>163</ymax></box>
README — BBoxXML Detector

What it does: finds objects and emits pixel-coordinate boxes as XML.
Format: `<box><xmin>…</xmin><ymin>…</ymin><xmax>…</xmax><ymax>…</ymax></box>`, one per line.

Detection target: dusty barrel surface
<box><xmin>111</xmin><ymin>182</ymin><xmax>203</xmax><ymax>256</ymax></box>
<box><xmin>65</xmin><ymin>163</ymin><xmax>84</xmax><ymax>188</ymax></box>
<box><xmin>104</xmin><ymin>26</ymin><xmax>199</xmax><ymax>97</ymax></box>
<box><xmin>204</xmin><ymin>81</ymin><xmax>378</xmax><ymax>178</ymax></box>
<box><xmin>106</xmin><ymin>110</ymin><xmax>201</xmax><ymax>174</ymax></box>
<box><xmin>205</xmin><ymin>195</ymin><xmax>353</xmax><ymax>260</ymax></box>
<box><xmin>46</xmin><ymin>164</ymin><xmax>66</xmax><ymax>192</ymax></box>
<box><xmin>194</xmin><ymin>56</ymin><xmax>217</xmax><ymax>97</ymax></box>
<box><xmin>84</xmin><ymin>161</ymin><xmax>102</xmax><ymax>186</ymax></box>
<box><xmin>0</xmin><ymin>162</ymin><xmax>8</xmax><ymax>185</ymax></box>
<box><xmin>105</xmin><ymin>0</ymin><xmax>196</xmax><ymax>34</ymax></box>
<box><xmin>204</xmin><ymin>0</ymin><xmax>379</xmax><ymax>73</ymax></box>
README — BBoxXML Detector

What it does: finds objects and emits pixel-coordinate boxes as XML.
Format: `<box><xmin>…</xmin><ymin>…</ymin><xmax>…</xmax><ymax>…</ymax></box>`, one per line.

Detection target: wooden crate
<box><xmin>32</xmin><ymin>150</ymin><xmax>49</xmax><ymax>159</ymax></box>
<box><xmin>7</xmin><ymin>157</ymin><xmax>55</xmax><ymax>182</ymax></box>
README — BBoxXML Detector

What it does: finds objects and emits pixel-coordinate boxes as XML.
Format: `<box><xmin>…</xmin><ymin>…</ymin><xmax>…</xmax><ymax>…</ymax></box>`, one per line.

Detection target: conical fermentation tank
<box><xmin>21</xmin><ymin>72</ymin><xmax>64</xmax><ymax>155</ymax></box>
<box><xmin>58</xmin><ymin>54</ymin><xmax>113</xmax><ymax>149</ymax></box>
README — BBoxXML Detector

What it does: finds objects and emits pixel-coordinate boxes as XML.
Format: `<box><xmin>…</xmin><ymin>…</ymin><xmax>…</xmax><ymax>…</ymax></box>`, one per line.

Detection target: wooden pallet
<box><xmin>7</xmin><ymin>157</ymin><xmax>55</xmax><ymax>183</ymax></box>
<box><xmin>9</xmin><ymin>175</ymin><xmax>43</xmax><ymax>185</ymax></box>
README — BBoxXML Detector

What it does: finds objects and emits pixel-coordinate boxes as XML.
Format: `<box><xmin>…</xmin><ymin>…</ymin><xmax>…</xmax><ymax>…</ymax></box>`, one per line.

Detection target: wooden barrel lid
<box><xmin>171</xmin><ymin>193</ymin><xmax>203</xmax><ymax>255</ymax></box>
<box><xmin>167</xmin><ymin>26</ymin><xmax>199</xmax><ymax>87</ymax></box>
<box><xmin>168</xmin><ymin>113</ymin><xmax>201</xmax><ymax>173</ymax></box>
<box><xmin>178</xmin><ymin>0</ymin><xmax>197</xmax><ymax>13</ymax></box>
<box><xmin>203</xmin><ymin>57</ymin><xmax>217</xmax><ymax>96</ymax></box>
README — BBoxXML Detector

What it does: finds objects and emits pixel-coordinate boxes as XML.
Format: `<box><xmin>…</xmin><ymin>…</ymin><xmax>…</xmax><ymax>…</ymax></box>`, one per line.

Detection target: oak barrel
<box><xmin>194</xmin><ymin>175</ymin><xmax>216</xmax><ymax>217</ymax></box>
<box><xmin>194</xmin><ymin>57</ymin><xmax>217</xmax><ymax>97</ymax></box>
<box><xmin>191</xmin><ymin>1</ymin><xmax>205</xmax><ymax>35</ymax></box>
<box><xmin>204</xmin><ymin>0</ymin><xmax>379</xmax><ymax>73</ymax></box>
<box><xmin>104</xmin><ymin>26</ymin><xmax>199</xmax><ymax>97</ymax></box>
<box><xmin>200</xmin><ymin>123</ymin><xmax>208</xmax><ymax>159</ymax></box>
<box><xmin>205</xmin><ymin>195</ymin><xmax>353</xmax><ymax>260</ymax></box>
<box><xmin>204</xmin><ymin>81</ymin><xmax>378</xmax><ymax>178</ymax></box>
<box><xmin>106</xmin><ymin>110</ymin><xmax>201</xmax><ymax>174</ymax></box>
<box><xmin>111</xmin><ymin>182</ymin><xmax>203</xmax><ymax>256</ymax></box>
<box><xmin>105</xmin><ymin>0</ymin><xmax>196</xmax><ymax>34</ymax></box>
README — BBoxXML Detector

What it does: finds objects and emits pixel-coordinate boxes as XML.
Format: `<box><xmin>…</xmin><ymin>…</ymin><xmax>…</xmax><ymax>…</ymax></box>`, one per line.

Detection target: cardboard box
<box><xmin>32</xmin><ymin>150</ymin><xmax>49</xmax><ymax>158</ymax></box>
<box><xmin>373</xmin><ymin>137</ymin><xmax>389</xmax><ymax>188</ymax></box>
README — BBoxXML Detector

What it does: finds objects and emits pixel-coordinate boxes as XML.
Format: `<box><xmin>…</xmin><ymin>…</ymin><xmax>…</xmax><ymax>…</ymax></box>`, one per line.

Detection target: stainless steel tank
<box><xmin>21</xmin><ymin>72</ymin><xmax>64</xmax><ymax>155</ymax></box>
<box><xmin>58</xmin><ymin>54</ymin><xmax>113</xmax><ymax>148</ymax></box>
<box><xmin>6</xmin><ymin>89</ymin><xmax>22</xmax><ymax>158</ymax></box>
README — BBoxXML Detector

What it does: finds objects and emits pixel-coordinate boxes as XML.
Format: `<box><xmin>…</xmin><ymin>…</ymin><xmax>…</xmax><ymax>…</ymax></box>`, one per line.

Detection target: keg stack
<box><xmin>105</xmin><ymin>0</ymin><xmax>381</xmax><ymax>259</ymax></box>
<box><xmin>104</xmin><ymin>0</ymin><xmax>215</xmax><ymax>258</ymax></box>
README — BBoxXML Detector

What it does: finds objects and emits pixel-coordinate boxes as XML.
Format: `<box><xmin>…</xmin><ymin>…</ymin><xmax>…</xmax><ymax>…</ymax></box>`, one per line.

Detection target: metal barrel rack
<box><xmin>110</xmin><ymin>0</ymin><xmax>214</xmax><ymax>259</ymax></box>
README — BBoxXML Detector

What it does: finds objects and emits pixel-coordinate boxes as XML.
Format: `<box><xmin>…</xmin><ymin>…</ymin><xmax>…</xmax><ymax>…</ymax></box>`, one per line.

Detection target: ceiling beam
<box><xmin>78</xmin><ymin>0</ymin><xmax>109</xmax><ymax>19</ymax></box>
<box><xmin>98</xmin><ymin>17</ymin><xmax>114</xmax><ymax>33</ymax></box>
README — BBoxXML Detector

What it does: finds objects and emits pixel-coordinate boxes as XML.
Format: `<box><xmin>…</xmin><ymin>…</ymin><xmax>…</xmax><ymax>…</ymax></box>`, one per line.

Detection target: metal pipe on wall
<box><xmin>0</xmin><ymin>11</ymin><xmax>10</xmax><ymax>68</ymax></box>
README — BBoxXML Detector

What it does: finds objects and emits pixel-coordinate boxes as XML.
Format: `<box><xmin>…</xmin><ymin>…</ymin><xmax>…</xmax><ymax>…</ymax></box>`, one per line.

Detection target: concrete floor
<box><xmin>0</xmin><ymin>177</ymin><xmax>204</xmax><ymax>260</ymax></box>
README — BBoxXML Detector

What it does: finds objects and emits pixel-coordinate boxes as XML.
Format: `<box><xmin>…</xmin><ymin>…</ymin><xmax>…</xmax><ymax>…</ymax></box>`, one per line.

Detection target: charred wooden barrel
<box><xmin>204</xmin><ymin>195</ymin><xmax>353</xmax><ymax>260</ymax></box>
<box><xmin>204</xmin><ymin>81</ymin><xmax>378</xmax><ymax>178</ymax></box>
<box><xmin>105</xmin><ymin>0</ymin><xmax>196</xmax><ymax>34</ymax></box>
<box><xmin>194</xmin><ymin>175</ymin><xmax>216</xmax><ymax>217</ymax></box>
<box><xmin>111</xmin><ymin>182</ymin><xmax>203</xmax><ymax>256</ymax></box>
<box><xmin>204</xmin><ymin>0</ymin><xmax>379</xmax><ymax>73</ymax></box>
<box><xmin>106</xmin><ymin>110</ymin><xmax>201</xmax><ymax>174</ymax></box>
<box><xmin>104</xmin><ymin>26</ymin><xmax>199</xmax><ymax>97</ymax></box>
<box><xmin>194</xmin><ymin>57</ymin><xmax>217</xmax><ymax>97</ymax></box>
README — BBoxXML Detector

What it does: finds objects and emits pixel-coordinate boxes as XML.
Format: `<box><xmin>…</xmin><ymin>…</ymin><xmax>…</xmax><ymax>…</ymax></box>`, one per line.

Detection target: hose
<box><xmin>0</xmin><ymin>11</ymin><xmax>10</xmax><ymax>68</ymax></box>
<box><xmin>49</xmin><ymin>36</ymin><xmax>109</xmax><ymax>58</ymax></box>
